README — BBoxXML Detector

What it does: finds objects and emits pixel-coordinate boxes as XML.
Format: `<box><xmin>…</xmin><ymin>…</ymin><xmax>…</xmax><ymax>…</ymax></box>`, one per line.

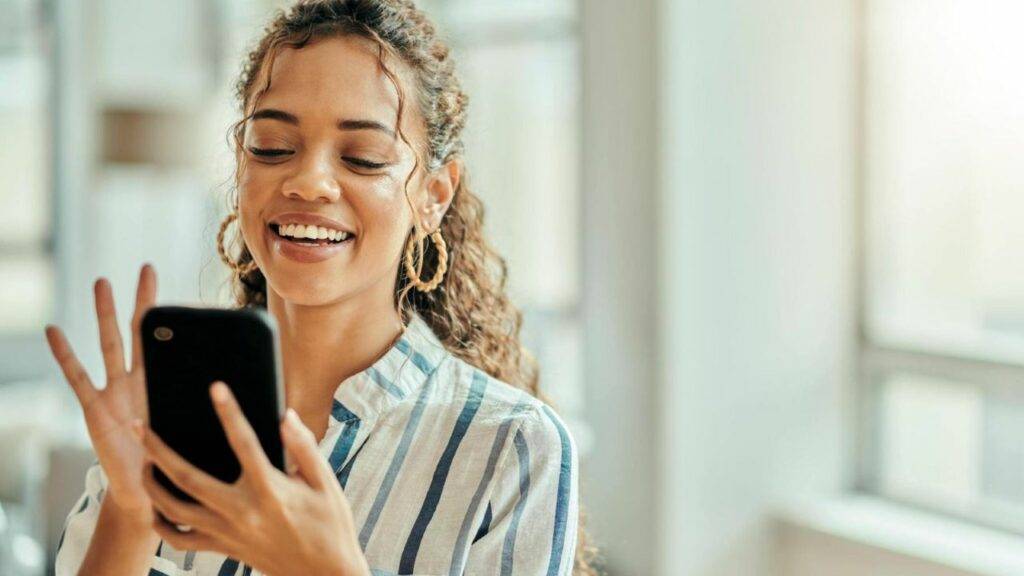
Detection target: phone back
<box><xmin>141</xmin><ymin>305</ymin><xmax>286</xmax><ymax>502</ymax></box>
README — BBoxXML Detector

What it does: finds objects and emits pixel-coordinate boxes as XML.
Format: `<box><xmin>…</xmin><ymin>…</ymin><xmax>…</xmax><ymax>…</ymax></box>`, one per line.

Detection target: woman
<box><xmin>43</xmin><ymin>0</ymin><xmax>600</xmax><ymax>575</ymax></box>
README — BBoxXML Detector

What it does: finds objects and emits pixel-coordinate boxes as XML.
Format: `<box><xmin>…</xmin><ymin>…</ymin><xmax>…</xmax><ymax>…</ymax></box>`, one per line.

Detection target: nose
<box><xmin>281</xmin><ymin>148</ymin><xmax>342</xmax><ymax>202</ymax></box>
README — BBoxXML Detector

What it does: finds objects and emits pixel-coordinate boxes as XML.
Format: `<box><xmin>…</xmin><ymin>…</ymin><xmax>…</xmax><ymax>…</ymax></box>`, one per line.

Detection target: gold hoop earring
<box><xmin>404</xmin><ymin>229</ymin><xmax>448</xmax><ymax>292</ymax></box>
<box><xmin>217</xmin><ymin>210</ymin><xmax>259</xmax><ymax>277</ymax></box>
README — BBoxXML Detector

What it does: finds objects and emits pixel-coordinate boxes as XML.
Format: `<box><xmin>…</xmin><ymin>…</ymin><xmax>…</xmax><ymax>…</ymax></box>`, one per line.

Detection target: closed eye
<box><xmin>247</xmin><ymin>146</ymin><xmax>293</xmax><ymax>158</ymax></box>
<box><xmin>343</xmin><ymin>157</ymin><xmax>389</xmax><ymax>170</ymax></box>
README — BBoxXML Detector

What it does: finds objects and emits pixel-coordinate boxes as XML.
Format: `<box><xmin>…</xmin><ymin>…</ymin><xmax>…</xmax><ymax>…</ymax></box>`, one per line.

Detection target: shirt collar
<box><xmin>329</xmin><ymin>310</ymin><xmax>450</xmax><ymax>425</ymax></box>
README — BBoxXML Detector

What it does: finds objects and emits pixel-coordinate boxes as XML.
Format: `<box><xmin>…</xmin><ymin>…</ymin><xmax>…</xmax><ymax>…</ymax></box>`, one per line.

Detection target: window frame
<box><xmin>854</xmin><ymin>0</ymin><xmax>1024</xmax><ymax>536</ymax></box>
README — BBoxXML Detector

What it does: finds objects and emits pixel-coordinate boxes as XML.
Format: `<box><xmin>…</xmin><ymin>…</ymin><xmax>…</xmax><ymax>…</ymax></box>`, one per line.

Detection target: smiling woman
<box><xmin>47</xmin><ymin>1</ymin><xmax>599</xmax><ymax>575</ymax></box>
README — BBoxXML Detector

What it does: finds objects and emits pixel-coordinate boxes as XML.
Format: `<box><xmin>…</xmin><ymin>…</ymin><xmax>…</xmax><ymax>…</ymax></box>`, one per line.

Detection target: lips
<box><xmin>266</xmin><ymin>223</ymin><xmax>354</xmax><ymax>264</ymax></box>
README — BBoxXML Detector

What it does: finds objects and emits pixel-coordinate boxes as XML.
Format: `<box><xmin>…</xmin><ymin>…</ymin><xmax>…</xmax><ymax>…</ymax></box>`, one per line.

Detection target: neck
<box><xmin>266</xmin><ymin>277</ymin><xmax>404</xmax><ymax>438</ymax></box>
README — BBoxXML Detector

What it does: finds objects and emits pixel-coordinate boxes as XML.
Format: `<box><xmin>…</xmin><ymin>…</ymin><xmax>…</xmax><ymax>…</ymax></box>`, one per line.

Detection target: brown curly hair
<box><xmin>215</xmin><ymin>0</ymin><xmax>603</xmax><ymax>573</ymax></box>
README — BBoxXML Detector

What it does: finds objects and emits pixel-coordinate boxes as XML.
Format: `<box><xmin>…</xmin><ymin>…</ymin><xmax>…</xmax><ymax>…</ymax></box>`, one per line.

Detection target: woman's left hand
<box><xmin>132</xmin><ymin>381</ymin><xmax>370</xmax><ymax>576</ymax></box>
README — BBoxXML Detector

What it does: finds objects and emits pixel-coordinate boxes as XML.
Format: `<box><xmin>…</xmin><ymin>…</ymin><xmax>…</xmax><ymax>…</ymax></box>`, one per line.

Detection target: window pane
<box><xmin>0</xmin><ymin>0</ymin><xmax>54</xmax><ymax>334</ymax></box>
<box><xmin>0</xmin><ymin>257</ymin><xmax>54</xmax><ymax>332</ymax></box>
<box><xmin>878</xmin><ymin>373</ymin><xmax>982</xmax><ymax>511</ymax></box>
<box><xmin>865</xmin><ymin>0</ymin><xmax>1024</xmax><ymax>362</ymax></box>
<box><xmin>873</xmin><ymin>371</ymin><xmax>1024</xmax><ymax>531</ymax></box>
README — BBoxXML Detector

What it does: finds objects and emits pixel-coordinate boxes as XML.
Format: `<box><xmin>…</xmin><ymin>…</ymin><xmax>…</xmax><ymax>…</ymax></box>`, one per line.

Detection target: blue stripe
<box><xmin>329</xmin><ymin>418</ymin><xmax>361</xmax><ymax>474</ymax></box>
<box><xmin>217</xmin><ymin>557</ymin><xmax>240</xmax><ymax>576</ymax></box>
<box><xmin>449</xmin><ymin>399</ymin><xmax>529</xmax><ymax>575</ymax></box>
<box><xmin>395</xmin><ymin>337</ymin><xmax>434</xmax><ymax>375</ymax></box>
<box><xmin>401</xmin><ymin>370</ymin><xmax>489</xmax><ymax>574</ymax></box>
<box><xmin>241</xmin><ymin>565</ymin><xmax>253</xmax><ymax>576</ymax></box>
<box><xmin>337</xmin><ymin>438</ymin><xmax>367</xmax><ymax>491</ymax></box>
<box><xmin>542</xmin><ymin>404</ymin><xmax>574</xmax><ymax>576</ymax></box>
<box><xmin>501</xmin><ymin>429</ymin><xmax>532</xmax><ymax>576</ymax></box>
<box><xmin>148</xmin><ymin>570</ymin><xmax>171</xmax><ymax>576</ymax></box>
<box><xmin>331</xmin><ymin>398</ymin><xmax>358</xmax><ymax>422</ymax></box>
<box><xmin>184</xmin><ymin>550</ymin><xmax>197</xmax><ymax>570</ymax></box>
<box><xmin>473</xmin><ymin>503</ymin><xmax>493</xmax><ymax>543</ymax></box>
<box><xmin>358</xmin><ymin>369</ymin><xmax>439</xmax><ymax>550</ymax></box>
<box><xmin>367</xmin><ymin>366</ymin><xmax>405</xmax><ymax>398</ymax></box>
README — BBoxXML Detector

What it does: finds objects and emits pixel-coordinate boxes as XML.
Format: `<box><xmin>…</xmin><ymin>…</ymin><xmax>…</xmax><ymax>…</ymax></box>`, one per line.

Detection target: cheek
<box><xmin>236</xmin><ymin>169</ymin><xmax>275</xmax><ymax>254</ymax></box>
<box><xmin>353</xmin><ymin>179</ymin><xmax>414</xmax><ymax>253</ymax></box>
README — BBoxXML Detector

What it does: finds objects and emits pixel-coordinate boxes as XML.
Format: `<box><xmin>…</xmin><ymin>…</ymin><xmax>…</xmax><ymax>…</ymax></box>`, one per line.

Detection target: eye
<box><xmin>343</xmin><ymin>156</ymin><xmax>389</xmax><ymax>170</ymax></box>
<box><xmin>247</xmin><ymin>146</ymin><xmax>293</xmax><ymax>160</ymax></box>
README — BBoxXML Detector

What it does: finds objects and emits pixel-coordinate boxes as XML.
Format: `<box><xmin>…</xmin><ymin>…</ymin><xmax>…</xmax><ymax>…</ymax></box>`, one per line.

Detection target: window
<box><xmin>860</xmin><ymin>0</ymin><xmax>1024</xmax><ymax>532</ymax></box>
<box><xmin>0</xmin><ymin>0</ymin><xmax>55</xmax><ymax>336</ymax></box>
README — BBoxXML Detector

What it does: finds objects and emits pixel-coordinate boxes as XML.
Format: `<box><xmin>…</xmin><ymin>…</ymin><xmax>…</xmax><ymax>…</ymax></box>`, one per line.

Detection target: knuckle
<box><xmin>239</xmin><ymin>509</ymin><xmax>261</xmax><ymax>531</ymax></box>
<box><xmin>68</xmin><ymin>366</ymin><xmax>89</xmax><ymax>388</ymax></box>
<box><xmin>235</xmin><ymin>431</ymin><xmax>259</xmax><ymax>454</ymax></box>
<box><xmin>175</xmin><ymin>470</ymin><xmax>196</xmax><ymax>492</ymax></box>
<box><xmin>100</xmin><ymin>338</ymin><xmax>119</xmax><ymax>356</ymax></box>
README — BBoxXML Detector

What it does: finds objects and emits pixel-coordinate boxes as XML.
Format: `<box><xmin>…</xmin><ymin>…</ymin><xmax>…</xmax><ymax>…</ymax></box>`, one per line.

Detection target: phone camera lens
<box><xmin>154</xmin><ymin>326</ymin><xmax>174</xmax><ymax>341</ymax></box>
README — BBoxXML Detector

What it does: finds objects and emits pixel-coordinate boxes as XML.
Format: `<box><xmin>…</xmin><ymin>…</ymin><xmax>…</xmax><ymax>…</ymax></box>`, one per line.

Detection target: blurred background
<box><xmin>2</xmin><ymin>0</ymin><xmax>1024</xmax><ymax>574</ymax></box>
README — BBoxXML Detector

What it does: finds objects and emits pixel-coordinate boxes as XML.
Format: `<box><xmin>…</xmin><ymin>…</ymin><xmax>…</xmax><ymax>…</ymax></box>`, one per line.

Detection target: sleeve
<box><xmin>461</xmin><ymin>405</ymin><xmax>580</xmax><ymax>576</ymax></box>
<box><xmin>54</xmin><ymin>462</ymin><xmax>183</xmax><ymax>576</ymax></box>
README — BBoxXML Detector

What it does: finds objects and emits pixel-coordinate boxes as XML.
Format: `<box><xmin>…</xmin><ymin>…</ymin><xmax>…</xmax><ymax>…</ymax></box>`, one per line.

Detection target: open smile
<box><xmin>267</xmin><ymin>222</ymin><xmax>355</xmax><ymax>264</ymax></box>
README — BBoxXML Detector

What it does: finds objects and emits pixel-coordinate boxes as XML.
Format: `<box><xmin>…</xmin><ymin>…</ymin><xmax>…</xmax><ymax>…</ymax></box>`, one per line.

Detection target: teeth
<box><xmin>275</xmin><ymin>223</ymin><xmax>351</xmax><ymax>242</ymax></box>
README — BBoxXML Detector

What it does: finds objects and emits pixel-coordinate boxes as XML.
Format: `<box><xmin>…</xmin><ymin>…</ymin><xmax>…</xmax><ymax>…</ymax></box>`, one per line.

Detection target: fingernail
<box><xmin>210</xmin><ymin>381</ymin><xmax>228</xmax><ymax>403</ymax></box>
<box><xmin>282</xmin><ymin>408</ymin><xmax>300</xmax><ymax>433</ymax></box>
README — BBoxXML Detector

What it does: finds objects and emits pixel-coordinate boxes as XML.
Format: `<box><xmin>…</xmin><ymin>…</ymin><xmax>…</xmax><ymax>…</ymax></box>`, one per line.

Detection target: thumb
<box><xmin>281</xmin><ymin>408</ymin><xmax>333</xmax><ymax>490</ymax></box>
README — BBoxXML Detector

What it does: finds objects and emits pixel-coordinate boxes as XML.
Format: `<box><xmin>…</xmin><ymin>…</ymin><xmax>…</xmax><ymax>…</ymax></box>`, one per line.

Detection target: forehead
<box><xmin>256</xmin><ymin>35</ymin><xmax>415</xmax><ymax>130</ymax></box>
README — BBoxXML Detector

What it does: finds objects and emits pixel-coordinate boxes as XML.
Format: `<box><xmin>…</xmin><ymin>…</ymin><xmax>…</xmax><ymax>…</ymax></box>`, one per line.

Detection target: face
<box><xmin>236</xmin><ymin>35</ymin><xmax>457</xmax><ymax>307</ymax></box>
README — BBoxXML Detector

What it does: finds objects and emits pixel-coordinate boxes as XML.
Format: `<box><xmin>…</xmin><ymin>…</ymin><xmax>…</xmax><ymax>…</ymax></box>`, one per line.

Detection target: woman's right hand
<box><xmin>44</xmin><ymin>263</ymin><xmax>158</xmax><ymax>522</ymax></box>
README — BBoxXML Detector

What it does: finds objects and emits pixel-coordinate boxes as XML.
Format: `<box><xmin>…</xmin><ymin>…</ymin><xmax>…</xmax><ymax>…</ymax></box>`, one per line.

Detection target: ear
<box><xmin>418</xmin><ymin>159</ymin><xmax>461</xmax><ymax>232</ymax></box>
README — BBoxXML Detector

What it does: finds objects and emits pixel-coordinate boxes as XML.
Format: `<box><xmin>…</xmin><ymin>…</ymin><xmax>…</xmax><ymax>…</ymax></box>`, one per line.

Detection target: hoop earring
<box><xmin>217</xmin><ymin>210</ymin><xmax>259</xmax><ymax>277</ymax></box>
<box><xmin>404</xmin><ymin>229</ymin><xmax>448</xmax><ymax>292</ymax></box>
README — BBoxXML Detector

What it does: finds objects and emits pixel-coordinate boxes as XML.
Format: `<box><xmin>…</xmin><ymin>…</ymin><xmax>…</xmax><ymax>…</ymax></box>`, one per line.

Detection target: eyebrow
<box><xmin>251</xmin><ymin>108</ymin><xmax>396</xmax><ymax>139</ymax></box>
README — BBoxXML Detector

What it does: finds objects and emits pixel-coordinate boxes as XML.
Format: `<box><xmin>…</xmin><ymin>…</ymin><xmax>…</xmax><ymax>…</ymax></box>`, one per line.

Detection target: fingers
<box><xmin>210</xmin><ymin>382</ymin><xmax>274</xmax><ymax>488</ymax></box>
<box><xmin>132</xmin><ymin>420</ymin><xmax>236</xmax><ymax>517</ymax></box>
<box><xmin>142</xmin><ymin>461</ymin><xmax>228</xmax><ymax>535</ymax></box>
<box><xmin>94</xmin><ymin>278</ymin><xmax>127</xmax><ymax>382</ymax></box>
<box><xmin>151</xmin><ymin>515</ymin><xmax>223</xmax><ymax>554</ymax></box>
<box><xmin>130</xmin><ymin>263</ymin><xmax>157</xmax><ymax>373</ymax></box>
<box><xmin>281</xmin><ymin>408</ymin><xmax>334</xmax><ymax>491</ymax></box>
<box><xmin>44</xmin><ymin>325</ymin><xmax>101</xmax><ymax>412</ymax></box>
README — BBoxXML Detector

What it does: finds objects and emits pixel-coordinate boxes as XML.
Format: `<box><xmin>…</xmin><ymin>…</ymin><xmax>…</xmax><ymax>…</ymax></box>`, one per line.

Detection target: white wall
<box><xmin>656</xmin><ymin>0</ymin><xmax>857</xmax><ymax>574</ymax></box>
<box><xmin>579</xmin><ymin>0</ymin><xmax>660</xmax><ymax>574</ymax></box>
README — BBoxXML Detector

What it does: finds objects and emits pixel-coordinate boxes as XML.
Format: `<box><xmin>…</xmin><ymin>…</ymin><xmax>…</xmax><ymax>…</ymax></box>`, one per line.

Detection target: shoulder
<box><xmin>430</xmin><ymin>354</ymin><xmax>576</xmax><ymax>457</ymax></box>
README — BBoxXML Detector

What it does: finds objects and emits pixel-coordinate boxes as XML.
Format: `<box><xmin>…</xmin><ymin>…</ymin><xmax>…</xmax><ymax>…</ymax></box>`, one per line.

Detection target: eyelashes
<box><xmin>344</xmin><ymin>157</ymin><xmax>388</xmax><ymax>170</ymax></box>
<box><xmin>248</xmin><ymin>147</ymin><xmax>291</xmax><ymax>158</ymax></box>
<box><xmin>246</xmin><ymin>146</ymin><xmax>389</xmax><ymax>170</ymax></box>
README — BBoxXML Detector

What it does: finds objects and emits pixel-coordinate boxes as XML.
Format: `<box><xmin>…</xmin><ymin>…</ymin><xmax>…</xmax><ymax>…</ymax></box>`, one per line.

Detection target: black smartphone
<box><xmin>141</xmin><ymin>305</ymin><xmax>287</xmax><ymax>503</ymax></box>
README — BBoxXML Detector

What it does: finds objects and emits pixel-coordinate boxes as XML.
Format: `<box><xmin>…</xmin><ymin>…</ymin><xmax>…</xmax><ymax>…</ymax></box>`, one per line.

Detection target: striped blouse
<box><xmin>54</xmin><ymin>310</ymin><xmax>580</xmax><ymax>576</ymax></box>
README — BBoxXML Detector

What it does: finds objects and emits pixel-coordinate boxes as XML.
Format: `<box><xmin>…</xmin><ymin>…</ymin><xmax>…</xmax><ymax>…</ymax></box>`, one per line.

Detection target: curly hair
<box><xmin>215</xmin><ymin>0</ymin><xmax>603</xmax><ymax>573</ymax></box>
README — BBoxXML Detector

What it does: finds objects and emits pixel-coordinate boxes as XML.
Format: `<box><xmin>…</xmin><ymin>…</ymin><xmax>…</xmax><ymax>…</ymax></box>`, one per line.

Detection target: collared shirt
<box><xmin>54</xmin><ymin>311</ymin><xmax>580</xmax><ymax>576</ymax></box>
